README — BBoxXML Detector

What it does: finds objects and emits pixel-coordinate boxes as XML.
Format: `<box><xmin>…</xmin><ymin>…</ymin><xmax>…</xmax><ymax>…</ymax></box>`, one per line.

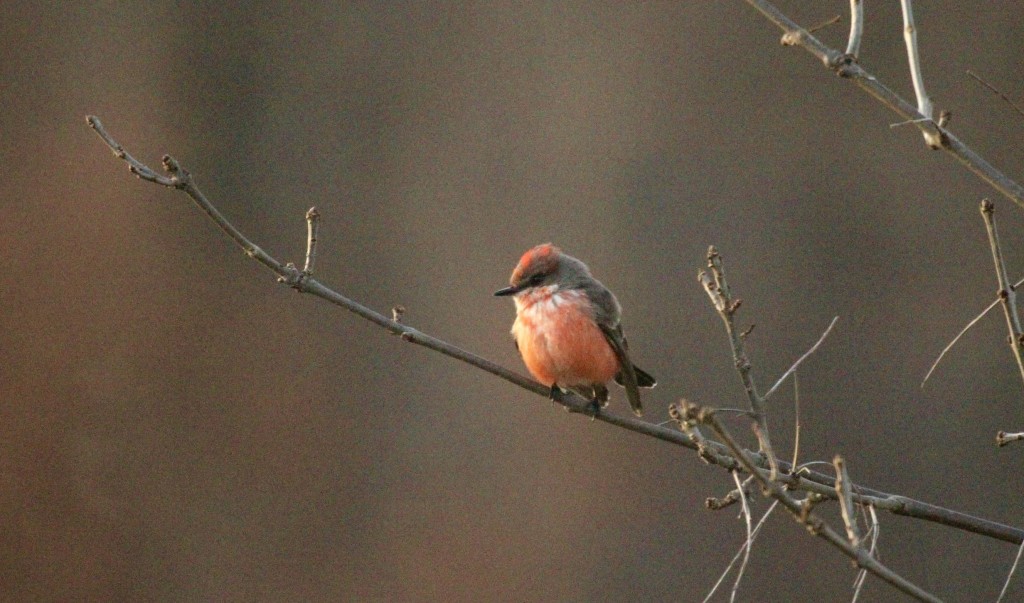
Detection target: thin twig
<box><xmin>852</xmin><ymin>505</ymin><xmax>881</xmax><ymax>602</ymax></box>
<box><xmin>764</xmin><ymin>316</ymin><xmax>839</xmax><ymax>400</ymax></box>
<box><xmin>997</xmin><ymin>538</ymin><xmax>1024</xmax><ymax>603</ymax></box>
<box><xmin>899</xmin><ymin>0</ymin><xmax>941</xmax><ymax>148</ymax></box>
<box><xmin>87</xmin><ymin>116</ymin><xmax>1024</xmax><ymax>547</ymax></box>
<box><xmin>790</xmin><ymin>372</ymin><xmax>802</xmax><ymax>471</ymax></box>
<box><xmin>922</xmin><ymin>294</ymin><xmax>1011</xmax><ymax>387</ymax></box>
<box><xmin>742</xmin><ymin>0</ymin><xmax>1024</xmax><ymax>209</ymax></box>
<box><xmin>684</xmin><ymin>402</ymin><xmax>943</xmax><ymax>603</ymax></box>
<box><xmin>845</xmin><ymin>0</ymin><xmax>862</xmax><ymax>58</ymax></box>
<box><xmin>729</xmin><ymin>470</ymin><xmax>754</xmax><ymax>603</ymax></box>
<box><xmin>706</xmin><ymin>474</ymin><xmax>755</xmax><ymax>511</ymax></box>
<box><xmin>980</xmin><ymin>200</ymin><xmax>1024</xmax><ymax>399</ymax></box>
<box><xmin>700</xmin><ymin>247</ymin><xmax>779</xmax><ymax>480</ymax></box>
<box><xmin>967</xmin><ymin>70</ymin><xmax>1024</xmax><ymax>120</ymax></box>
<box><xmin>703</xmin><ymin>500</ymin><xmax>780</xmax><ymax>603</ymax></box>
<box><xmin>807</xmin><ymin>14</ymin><xmax>841</xmax><ymax>35</ymax></box>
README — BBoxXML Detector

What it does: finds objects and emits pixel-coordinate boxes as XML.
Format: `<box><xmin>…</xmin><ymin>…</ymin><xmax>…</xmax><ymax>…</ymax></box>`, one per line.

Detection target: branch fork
<box><xmin>681</xmin><ymin>400</ymin><xmax>941</xmax><ymax>602</ymax></box>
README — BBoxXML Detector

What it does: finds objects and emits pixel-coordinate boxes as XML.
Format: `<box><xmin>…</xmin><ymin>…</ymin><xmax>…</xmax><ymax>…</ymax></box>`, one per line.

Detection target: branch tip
<box><xmin>303</xmin><ymin>206</ymin><xmax>321</xmax><ymax>275</ymax></box>
<box><xmin>996</xmin><ymin>431</ymin><xmax>1024</xmax><ymax>447</ymax></box>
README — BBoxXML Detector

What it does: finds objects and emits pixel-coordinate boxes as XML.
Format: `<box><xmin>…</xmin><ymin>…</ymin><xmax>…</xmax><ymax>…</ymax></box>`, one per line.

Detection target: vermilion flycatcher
<box><xmin>495</xmin><ymin>244</ymin><xmax>655</xmax><ymax>416</ymax></box>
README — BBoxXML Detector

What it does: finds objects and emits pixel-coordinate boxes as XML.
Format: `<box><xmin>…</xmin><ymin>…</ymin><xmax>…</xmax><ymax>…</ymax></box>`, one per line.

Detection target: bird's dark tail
<box><xmin>616</xmin><ymin>365</ymin><xmax>656</xmax><ymax>389</ymax></box>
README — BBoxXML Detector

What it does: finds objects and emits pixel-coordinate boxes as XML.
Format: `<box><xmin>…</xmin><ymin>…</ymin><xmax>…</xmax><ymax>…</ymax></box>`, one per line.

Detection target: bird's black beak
<box><xmin>494</xmin><ymin>285</ymin><xmax>520</xmax><ymax>297</ymax></box>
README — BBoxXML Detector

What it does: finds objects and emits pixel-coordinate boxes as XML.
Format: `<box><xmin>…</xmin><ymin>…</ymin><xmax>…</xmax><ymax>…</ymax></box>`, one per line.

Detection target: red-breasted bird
<box><xmin>495</xmin><ymin>244</ymin><xmax>655</xmax><ymax>416</ymax></box>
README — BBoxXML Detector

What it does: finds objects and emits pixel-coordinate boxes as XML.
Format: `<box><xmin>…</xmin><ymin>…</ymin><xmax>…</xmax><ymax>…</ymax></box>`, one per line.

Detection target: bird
<box><xmin>495</xmin><ymin>243</ymin><xmax>655</xmax><ymax>416</ymax></box>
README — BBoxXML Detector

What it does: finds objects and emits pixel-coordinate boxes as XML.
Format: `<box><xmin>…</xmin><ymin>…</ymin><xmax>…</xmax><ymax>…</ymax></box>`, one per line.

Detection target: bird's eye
<box><xmin>528</xmin><ymin>273</ymin><xmax>546</xmax><ymax>286</ymax></box>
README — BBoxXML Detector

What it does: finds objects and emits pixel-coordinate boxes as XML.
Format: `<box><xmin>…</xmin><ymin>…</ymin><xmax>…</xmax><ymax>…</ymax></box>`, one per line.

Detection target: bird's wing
<box><xmin>599</xmin><ymin>323</ymin><xmax>643</xmax><ymax>417</ymax></box>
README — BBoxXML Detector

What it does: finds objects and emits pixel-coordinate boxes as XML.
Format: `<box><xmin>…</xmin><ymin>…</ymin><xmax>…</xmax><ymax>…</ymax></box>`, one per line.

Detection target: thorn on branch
<box><xmin>392</xmin><ymin>305</ymin><xmax>406</xmax><ymax>323</ymax></box>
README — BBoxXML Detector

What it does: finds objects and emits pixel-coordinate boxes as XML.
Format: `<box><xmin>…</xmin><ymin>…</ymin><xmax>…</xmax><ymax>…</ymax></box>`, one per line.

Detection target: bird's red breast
<box><xmin>511</xmin><ymin>285</ymin><xmax>620</xmax><ymax>388</ymax></box>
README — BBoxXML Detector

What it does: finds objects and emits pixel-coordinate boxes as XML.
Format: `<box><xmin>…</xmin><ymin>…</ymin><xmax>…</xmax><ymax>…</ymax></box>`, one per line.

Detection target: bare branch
<box><xmin>729</xmin><ymin>470</ymin><xmax>754</xmax><ymax>603</ymax></box>
<box><xmin>923</xmin><ymin>273</ymin><xmax>1024</xmax><ymax>387</ymax></box>
<box><xmin>852</xmin><ymin>505</ymin><xmax>881</xmax><ymax>601</ymax></box>
<box><xmin>742</xmin><ymin>0</ymin><xmax>1024</xmax><ymax>209</ymax></box>
<box><xmin>845</xmin><ymin>0</ymin><xmax>863</xmax><ymax>58</ymax></box>
<box><xmin>835</xmin><ymin>455</ymin><xmax>861</xmax><ymax>546</ymax></box>
<box><xmin>923</xmin><ymin>298</ymin><xmax>1000</xmax><ymax>386</ymax></box>
<box><xmin>706</xmin><ymin>474</ymin><xmax>755</xmax><ymax>511</ymax></box>
<box><xmin>703</xmin><ymin>500</ymin><xmax>780</xmax><ymax>603</ymax></box>
<box><xmin>685</xmin><ymin>402</ymin><xmax>943</xmax><ymax>603</ymax></box>
<box><xmin>998</xmin><ymin>538</ymin><xmax>1024</xmax><ymax>603</ymax></box>
<box><xmin>807</xmin><ymin>14</ymin><xmax>841</xmax><ymax>35</ymax></box>
<box><xmin>980</xmin><ymin>200</ymin><xmax>1024</xmax><ymax>410</ymax></box>
<box><xmin>87</xmin><ymin>116</ymin><xmax>1024</xmax><ymax>549</ymax></box>
<box><xmin>790</xmin><ymin>372</ymin><xmax>802</xmax><ymax>471</ymax></box>
<box><xmin>899</xmin><ymin>0</ymin><xmax>942</xmax><ymax>148</ymax></box>
<box><xmin>967</xmin><ymin>70</ymin><xmax>1024</xmax><ymax>120</ymax></box>
<box><xmin>700</xmin><ymin>247</ymin><xmax>779</xmax><ymax>479</ymax></box>
<box><xmin>764</xmin><ymin>316</ymin><xmax>839</xmax><ymax>400</ymax></box>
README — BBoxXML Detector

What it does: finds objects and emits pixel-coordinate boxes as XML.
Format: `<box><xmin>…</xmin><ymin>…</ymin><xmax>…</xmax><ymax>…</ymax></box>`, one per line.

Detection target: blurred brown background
<box><xmin>3</xmin><ymin>1</ymin><xmax>1024</xmax><ymax>600</ymax></box>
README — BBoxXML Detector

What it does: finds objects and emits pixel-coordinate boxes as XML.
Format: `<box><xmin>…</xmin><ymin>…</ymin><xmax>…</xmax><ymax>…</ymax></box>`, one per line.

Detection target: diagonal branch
<box><xmin>764</xmin><ymin>316</ymin><xmax>839</xmax><ymax>401</ymax></box>
<box><xmin>967</xmin><ymin>70</ymin><xmax>1024</xmax><ymax>120</ymax></box>
<box><xmin>922</xmin><ymin>275</ymin><xmax>1024</xmax><ymax>387</ymax></box>
<box><xmin>87</xmin><ymin>116</ymin><xmax>1024</xmax><ymax>548</ymax></box>
<box><xmin>703</xmin><ymin>499</ymin><xmax>779</xmax><ymax>603</ymax></box>
<box><xmin>742</xmin><ymin>0</ymin><xmax>1024</xmax><ymax>209</ymax></box>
